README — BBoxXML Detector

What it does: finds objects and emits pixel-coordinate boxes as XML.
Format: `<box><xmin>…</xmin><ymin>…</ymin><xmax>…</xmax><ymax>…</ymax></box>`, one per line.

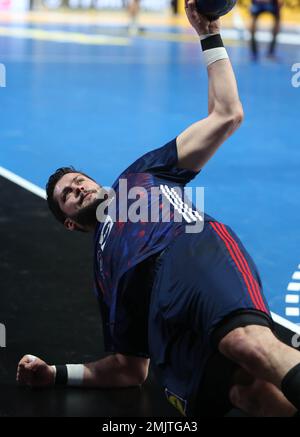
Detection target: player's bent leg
<box><xmin>269</xmin><ymin>15</ymin><xmax>280</xmax><ymax>56</ymax></box>
<box><xmin>218</xmin><ymin>324</ymin><xmax>300</xmax><ymax>389</ymax></box>
<box><xmin>149</xmin><ymin>222</ymin><xmax>294</xmax><ymax>416</ymax></box>
<box><xmin>229</xmin><ymin>379</ymin><xmax>297</xmax><ymax>417</ymax></box>
<box><xmin>250</xmin><ymin>15</ymin><xmax>259</xmax><ymax>59</ymax></box>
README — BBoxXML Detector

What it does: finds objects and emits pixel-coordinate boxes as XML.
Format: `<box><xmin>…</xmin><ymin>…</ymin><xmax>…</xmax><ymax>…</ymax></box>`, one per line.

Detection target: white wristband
<box><xmin>203</xmin><ymin>47</ymin><xmax>228</xmax><ymax>67</ymax></box>
<box><xmin>51</xmin><ymin>364</ymin><xmax>84</xmax><ymax>386</ymax></box>
<box><xmin>51</xmin><ymin>365</ymin><xmax>56</xmax><ymax>380</ymax></box>
<box><xmin>66</xmin><ymin>364</ymin><xmax>85</xmax><ymax>386</ymax></box>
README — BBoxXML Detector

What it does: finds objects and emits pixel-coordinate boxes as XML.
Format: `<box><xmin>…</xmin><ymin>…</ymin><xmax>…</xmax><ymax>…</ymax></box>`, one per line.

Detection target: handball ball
<box><xmin>196</xmin><ymin>0</ymin><xmax>237</xmax><ymax>19</ymax></box>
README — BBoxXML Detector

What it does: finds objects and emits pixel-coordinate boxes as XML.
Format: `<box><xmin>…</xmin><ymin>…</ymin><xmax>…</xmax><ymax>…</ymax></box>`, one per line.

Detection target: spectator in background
<box><xmin>127</xmin><ymin>0</ymin><xmax>141</xmax><ymax>35</ymax></box>
<box><xmin>249</xmin><ymin>0</ymin><xmax>283</xmax><ymax>60</ymax></box>
<box><xmin>171</xmin><ymin>0</ymin><xmax>178</xmax><ymax>14</ymax></box>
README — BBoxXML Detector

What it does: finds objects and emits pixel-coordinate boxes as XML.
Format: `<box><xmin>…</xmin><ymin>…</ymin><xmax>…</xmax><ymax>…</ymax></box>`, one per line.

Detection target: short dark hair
<box><xmin>46</xmin><ymin>166</ymin><xmax>94</xmax><ymax>224</ymax></box>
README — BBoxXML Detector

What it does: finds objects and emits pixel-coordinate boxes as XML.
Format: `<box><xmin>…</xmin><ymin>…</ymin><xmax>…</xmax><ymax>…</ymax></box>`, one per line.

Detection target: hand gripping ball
<box><xmin>196</xmin><ymin>0</ymin><xmax>237</xmax><ymax>20</ymax></box>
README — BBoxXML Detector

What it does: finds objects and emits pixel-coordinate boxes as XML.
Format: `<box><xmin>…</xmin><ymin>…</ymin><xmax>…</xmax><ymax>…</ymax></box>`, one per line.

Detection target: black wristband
<box><xmin>201</xmin><ymin>34</ymin><xmax>224</xmax><ymax>51</ymax></box>
<box><xmin>55</xmin><ymin>365</ymin><xmax>68</xmax><ymax>385</ymax></box>
<box><xmin>281</xmin><ymin>362</ymin><xmax>300</xmax><ymax>410</ymax></box>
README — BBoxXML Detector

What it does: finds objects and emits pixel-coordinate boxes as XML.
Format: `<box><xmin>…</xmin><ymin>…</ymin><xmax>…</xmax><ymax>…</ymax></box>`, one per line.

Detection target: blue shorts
<box><xmin>251</xmin><ymin>4</ymin><xmax>279</xmax><ymax>17</ymax></box>
<box><xmin>148</xmin><ymin>221</ymin><xmax>273</xmax><ymax>416</ymax></box>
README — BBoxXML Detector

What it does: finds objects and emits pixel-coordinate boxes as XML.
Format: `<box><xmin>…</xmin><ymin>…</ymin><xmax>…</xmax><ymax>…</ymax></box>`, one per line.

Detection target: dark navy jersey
<box><xmin>92</xmin><ymin>139</ymin><xmax>272</xmax><ymax>415</ymax></box>
<box><xmin>93</xmin><ymin>138</ymin><xmax>213</xmax><ymax>355</ymax></box>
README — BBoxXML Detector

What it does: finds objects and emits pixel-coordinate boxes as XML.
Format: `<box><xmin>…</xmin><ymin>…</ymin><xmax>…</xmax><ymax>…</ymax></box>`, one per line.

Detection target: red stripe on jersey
<box><xmin>217</xmin><ymin>223</ymin><xmax>268</xmax><ymax>313</ymax></box>
<box><xmin>209</xmin><ymin>222</ymin><xmax>267</xmax><ymax>312</ymax></box>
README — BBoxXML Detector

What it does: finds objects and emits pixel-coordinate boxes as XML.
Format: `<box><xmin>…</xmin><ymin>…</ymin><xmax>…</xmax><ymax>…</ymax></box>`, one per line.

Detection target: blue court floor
<box><xmin>1</xmin><ymin>15</ymin><xmax>300</xmax><ymax>325</ymax></box>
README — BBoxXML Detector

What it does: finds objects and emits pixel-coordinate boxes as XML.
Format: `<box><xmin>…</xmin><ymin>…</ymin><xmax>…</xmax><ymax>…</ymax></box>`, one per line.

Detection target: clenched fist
<box><xmin>16</xmin><ymin>355</ymin><xmax>55</xmax><ymax>388</ymax></box>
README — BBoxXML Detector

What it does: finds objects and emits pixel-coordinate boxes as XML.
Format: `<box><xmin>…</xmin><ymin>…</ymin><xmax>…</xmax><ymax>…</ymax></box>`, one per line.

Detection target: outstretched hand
<box><xmin>16</xmin><ymin>355</ymin><xmax>55</xmax><ymax>388</ymax></box>
<box><xmin>184</xmin><ymin>0</ymin><xmax>220</xmax><ymax>36</ymax></box>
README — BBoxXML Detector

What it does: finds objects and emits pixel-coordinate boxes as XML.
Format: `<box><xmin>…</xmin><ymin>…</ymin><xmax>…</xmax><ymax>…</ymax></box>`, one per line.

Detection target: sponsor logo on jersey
<box><xmin>99</xmin><ymin>215</ymin><xmax>114</xmax><ymax>251</ymax></box>
<box><xmin>165</xmin><ymin>388</ymin><xmax>187</xmax><ymax>416</ymax></box>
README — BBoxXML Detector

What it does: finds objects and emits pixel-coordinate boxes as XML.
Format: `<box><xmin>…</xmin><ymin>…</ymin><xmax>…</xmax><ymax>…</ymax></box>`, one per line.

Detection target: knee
<box><xmin>218</xmin><ymin>327</ymin><xmax>250</xmax><ymax>362</ymax></box>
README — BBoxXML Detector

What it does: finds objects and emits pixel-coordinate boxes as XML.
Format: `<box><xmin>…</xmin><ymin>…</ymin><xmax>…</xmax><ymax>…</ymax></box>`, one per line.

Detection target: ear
<box><xmin>64</xmin><ymin>218</ymin><xmax>77</xmax><ymax>231</ymax></box>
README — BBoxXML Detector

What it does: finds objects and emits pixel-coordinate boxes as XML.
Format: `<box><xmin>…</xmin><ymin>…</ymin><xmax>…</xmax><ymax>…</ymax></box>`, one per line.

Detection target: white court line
<box><xmin>221</xmin><ymin>28</ymin><xmax>300</xmax><ymax>46</ymax></box>
<box><xmin>271</xmin><ymin>312</ymin><xmax>300</xmax><ymax>335</ymax></box>
<box><xmin>0</xmin><ymin>25</ymin><xmax>299</xmax><ymax>47</ymax></box>
<box><xmin>1</xmin><ymin>165</ymin><xmax>300</xmax><ymax>334</ymax></box>
<box><xmin>0</xmin><ymin>166</ymin><xmax>46</xmax><ymax>199</ymax></box>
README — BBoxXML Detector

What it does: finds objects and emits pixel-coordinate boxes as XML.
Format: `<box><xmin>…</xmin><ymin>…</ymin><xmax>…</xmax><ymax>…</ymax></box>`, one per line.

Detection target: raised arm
<box><xmin>177</xmin><ymin>0</ymin><xmax>244</xmax><ymax>172</ymax></box>
<box><xmin>16</xmin><ymin>353</ymin><xmax>149</xmax><ymax>388</ymax></box>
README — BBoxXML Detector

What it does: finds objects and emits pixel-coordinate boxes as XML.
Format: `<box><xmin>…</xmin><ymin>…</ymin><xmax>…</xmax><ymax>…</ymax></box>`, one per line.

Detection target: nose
<box><xmin>75</xmin><ymin>186</ymin><xmax>85</xmax><ymax>197</ymax></box>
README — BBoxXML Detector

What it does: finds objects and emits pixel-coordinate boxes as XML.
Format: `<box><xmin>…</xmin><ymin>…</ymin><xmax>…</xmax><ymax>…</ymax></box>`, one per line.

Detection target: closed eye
<box><xmin>62</xmin><ymin>187</ymin><xmax>72</xmax><ymax>203</ymax></box>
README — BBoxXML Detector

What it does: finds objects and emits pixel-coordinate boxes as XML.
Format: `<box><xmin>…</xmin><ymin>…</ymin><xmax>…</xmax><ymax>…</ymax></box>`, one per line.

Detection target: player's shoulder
<box><xmin>118</xmin><ymin>138</ymin><xmax>178</xmax><ymax>179</ymax></box>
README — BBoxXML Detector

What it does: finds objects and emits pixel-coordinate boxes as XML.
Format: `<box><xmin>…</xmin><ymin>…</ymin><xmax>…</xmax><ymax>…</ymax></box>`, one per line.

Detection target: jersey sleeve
<box><xmin>122</xmin><ymin>137</ymin><xmax>200</xmax><ymax>185</ymax></box>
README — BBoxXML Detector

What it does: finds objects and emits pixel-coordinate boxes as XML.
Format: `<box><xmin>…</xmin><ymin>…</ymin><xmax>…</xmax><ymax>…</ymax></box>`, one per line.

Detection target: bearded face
<box><xmin>53</xmin><ymin>172</ymin><xmax>107</xmax><ymax>231</ymax></box>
